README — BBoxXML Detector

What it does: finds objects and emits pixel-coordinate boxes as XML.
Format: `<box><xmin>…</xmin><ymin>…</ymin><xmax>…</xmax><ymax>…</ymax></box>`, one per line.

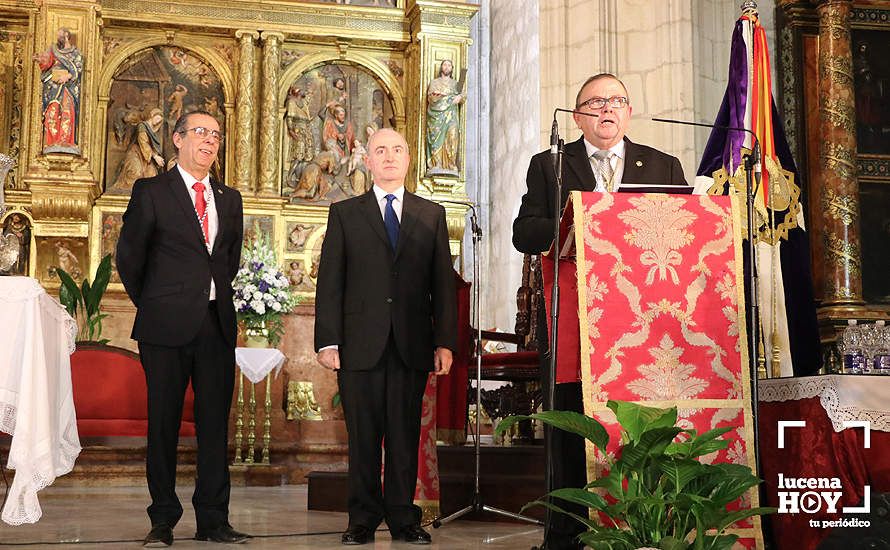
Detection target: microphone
<box><xmin>551</xmin><ymin>108</ymin><xmax>598</xmax><ymax>170</ymax></box>
<box><xmin>650</xmin><ymin>116</ymin><xmax>761</xmax><ymax>172</ymax></box>
<box><xmin>550</xmin><ymin>118</ymin><xmax>559</xmax><ymax>156</ymax></box>
<box><xmin>553</xmin><ymin>107</ymin><xmax>600</xmax><ymax>119</ymax></box>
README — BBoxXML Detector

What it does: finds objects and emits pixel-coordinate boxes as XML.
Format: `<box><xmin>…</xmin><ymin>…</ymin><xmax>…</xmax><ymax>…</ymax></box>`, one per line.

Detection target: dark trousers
<box><xmin>138</xmin><ymin>302</ymin><xmax>235</xmax><ymax>530</ymax></box>
<box><xmin>337</xmin><ymin>336</ymin><xmax>429</xmax><ymax>534</ymax></box>
<box><xmin>541</xmin><ymin>347</ymin><xmax>587</xmax><ymax>548</ymax></box>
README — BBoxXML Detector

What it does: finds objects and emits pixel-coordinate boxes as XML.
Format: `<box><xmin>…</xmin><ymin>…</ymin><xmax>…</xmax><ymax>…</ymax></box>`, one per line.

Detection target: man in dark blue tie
<box><xmin>314</xmin><ymin>128</ymin><xmax>457</xmax><ymax>546</ymax></box>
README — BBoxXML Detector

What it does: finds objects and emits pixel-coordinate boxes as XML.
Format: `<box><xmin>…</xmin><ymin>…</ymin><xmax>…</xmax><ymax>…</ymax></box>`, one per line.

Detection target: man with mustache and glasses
<box><xmin>512</xmin><ymin>73</ymin><xmax>687</xmax><ymax>550</ymax></box>
<box><xmin>117</xmin><ymin>110</ymin><xmax>248</xmax><ymax>547</ymax></box>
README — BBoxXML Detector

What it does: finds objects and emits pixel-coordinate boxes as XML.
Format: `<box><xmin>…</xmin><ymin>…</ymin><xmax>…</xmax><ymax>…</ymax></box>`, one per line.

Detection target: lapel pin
<box><xmin>217</xmin><ymin>188</ymin><xmax>223</xmax><ymax>195</ymax></box>
<box><xmin>635</xmin><ymin>160</ymin><xmax>643</xmax><ymax>167</ymax></box>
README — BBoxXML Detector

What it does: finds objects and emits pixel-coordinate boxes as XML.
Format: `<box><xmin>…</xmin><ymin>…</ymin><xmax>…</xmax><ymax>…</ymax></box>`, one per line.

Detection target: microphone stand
<box><xmin>433</xmin><ymin>201</ymin><xmax>541</xmax><ymax>530</ymax></box>
<box><xmin>651</xmin><ymin>116</ymin><xmax>763</xmax><ymax>478</ymax></box>
<box><xmin>537</xmin><ymin>114</ymin><xmax>565</xmax><ymax>550</ymax></box>
<box><xmin>533</xmin><ymin>108</ymin><xmax>599</xmax><ymax>550</ymax></box>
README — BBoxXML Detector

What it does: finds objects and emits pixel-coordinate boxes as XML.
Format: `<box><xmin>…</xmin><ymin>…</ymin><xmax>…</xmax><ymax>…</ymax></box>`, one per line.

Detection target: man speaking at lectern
<box><xmin>512</xmin><ymin>73</ymin><xmax>687</xmax><ymax>550</ymax></box>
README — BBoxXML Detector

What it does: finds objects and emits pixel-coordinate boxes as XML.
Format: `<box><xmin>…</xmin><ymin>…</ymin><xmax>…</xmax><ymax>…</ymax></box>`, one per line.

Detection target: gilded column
<box><xmin>815</xmin><ymin>0</ymin><xmax>862</xmax><ymax>307</ymax></box>
<box><xmin>233</xmin><ymin>30</ymin><xmax>259</xmax><ymax>194</ymax></box>
<box><xmin>257</xmin><ymin>31</ymin><xmax>283</xmax><ymax>197</ymax></box>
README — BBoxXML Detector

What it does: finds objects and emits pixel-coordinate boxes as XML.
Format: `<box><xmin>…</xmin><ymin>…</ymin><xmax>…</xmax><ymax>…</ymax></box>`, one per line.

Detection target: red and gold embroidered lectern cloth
<box><xmin>555</xmin><ymin>191</ymin><xmax>762</xmax><ymax>547</ymax></box>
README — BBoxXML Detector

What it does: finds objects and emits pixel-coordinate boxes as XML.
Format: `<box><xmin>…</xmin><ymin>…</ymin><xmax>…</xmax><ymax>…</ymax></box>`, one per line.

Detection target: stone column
<box><xmin>815</xmin><ymin>0</ymin><xmax>862</xmax><ymax>307</ymax></box>
<box><xmin>233</xmin><ymin>30</ymin><xmax>259</xmax><ymax>194</ymax></box>
<box><xmin>487</xmin><ymin>0</ymin><xmax>539</xmax><ymax>330</ymax></box>
<box><xmin>257</xmin><ymin>31</ymin><xmax>284</xmax><ymax>197</ymax></box>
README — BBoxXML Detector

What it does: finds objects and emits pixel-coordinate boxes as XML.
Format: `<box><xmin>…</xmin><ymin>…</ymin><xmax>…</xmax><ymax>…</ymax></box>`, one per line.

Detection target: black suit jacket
<box><xmin>116</xmin><ymin>167</ymin><xmax>244</xmax><ymax>347</ymax></box>
<box><xmin>314</xmin><ymin>190</ymin><xmax>457</xmax><ymax>371</ymax></box>
<box><xmin>513</xmin><ymin>136</ymin><xmax>688</xmax><ymax>254</ymax></box>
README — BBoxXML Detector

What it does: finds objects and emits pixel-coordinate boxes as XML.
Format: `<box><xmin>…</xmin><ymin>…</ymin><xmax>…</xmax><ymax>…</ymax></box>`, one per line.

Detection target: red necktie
<box><xmin>192</xmin><ymin>182</ymin><xmax>209</xmax><ymax>245</ymax></box>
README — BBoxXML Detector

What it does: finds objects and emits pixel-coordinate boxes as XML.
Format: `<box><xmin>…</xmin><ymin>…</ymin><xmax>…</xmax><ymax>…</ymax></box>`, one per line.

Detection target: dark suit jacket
<box><xmin>314</xmin><ymin>190</ymin><xmax>457</xmax><ymax>371</ymax></box>
<box><xmin>116</xmin><ymin>167</ymin><xmax>244</xmax><ymax>347</ymax></box>
<box><xmin>513</xmin><ymin>136</ymin><xmax>688</xmax><ymax>253</ymax></box>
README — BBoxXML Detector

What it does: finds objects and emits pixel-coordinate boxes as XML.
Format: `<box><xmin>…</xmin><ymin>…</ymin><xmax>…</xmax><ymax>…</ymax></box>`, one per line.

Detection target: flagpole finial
<box><xmin>741</xmin><ymin>0</ymin><xmax>759</xmax><ymax>16</ymax></box>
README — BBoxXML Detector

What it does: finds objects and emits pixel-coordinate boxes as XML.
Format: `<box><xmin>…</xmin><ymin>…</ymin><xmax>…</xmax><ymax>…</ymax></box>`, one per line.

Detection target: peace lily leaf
<box><xmin>56</xmin><ymin>254</ymin><xmax>113</xmax><ymax>343</ymax></box>
<box><xmin>607</xmin><ymin>400</ymin><xmax>677</xmax><ymax>443</ymax></box>
<box><xmin>497</xmin><ymin>410</ymin><xmax>609</xmax><ymax>452</ymax></box>
<box><xmin>518</xmin><ymin>401</ymin><xmax>770</xmax><ymax>550</ymax></box>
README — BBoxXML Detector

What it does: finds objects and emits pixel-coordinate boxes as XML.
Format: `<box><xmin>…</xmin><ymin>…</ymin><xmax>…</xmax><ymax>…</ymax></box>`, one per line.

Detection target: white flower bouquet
<box><xmin>233</xmin><ymin>226</ymin><xmax>299</xmax><ymax>346</ymax></box>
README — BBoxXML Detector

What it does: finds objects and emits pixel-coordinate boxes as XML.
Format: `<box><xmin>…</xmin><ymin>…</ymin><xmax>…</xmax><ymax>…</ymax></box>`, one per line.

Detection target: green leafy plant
<box><xmin>496</xmin><ymin>400</ymin><xmax>775</xmax><ymax>550</ymax></box>
<box><xmin>56</xmin><ymin>253</ymin><xmax>113</xmax><ymax>344</ymax></box>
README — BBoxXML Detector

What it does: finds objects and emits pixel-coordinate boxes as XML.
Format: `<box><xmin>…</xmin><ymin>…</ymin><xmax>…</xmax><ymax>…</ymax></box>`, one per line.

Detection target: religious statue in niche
<box><xmin>852</xmin><ymin>31</ymin><xmax>890</xmax><ymax>155</ymax></box>
<box><xmin>34</xmin><ymin>28</ymin><xmax>83</xmax><ymax>155</ymax></box>
<box><xmin>282</xmin><ymin>63</ymin><xmax>395</xmax><ymax>204</ymax></box>
<box><xmin>0</xmin><ymin>213</ymin><xmax>31</xmax><ymax>276</ymax></box>
<box><xmin>285</xmin><ymin>86</ymin><xmax>314</xmax><ymax>165</ymax></box>
<box><xmin>425</xmin><ymin>59</ymin><xmax>464</xmax><ymax>176</ymax></box>
<box><xmin>104</xmin><ymin>46</ymin><xmax>226</xmax><ymax>195</ymax></box>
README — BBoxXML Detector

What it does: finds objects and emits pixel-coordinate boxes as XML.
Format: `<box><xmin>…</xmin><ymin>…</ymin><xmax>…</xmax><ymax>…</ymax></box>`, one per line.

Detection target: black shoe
<box><xmin>540</xmin><ymin>535</ymin><xmax>583</xmax><ymax>550</ymax></box>
<box><xmin>194</xmin><ymin>524</ymin><xmax>250</xmax><ymax>544</ymax></box>
<box><xmin>392</xmin><ymin>524</ymin><xmax>432</xmax><ymax>545</ymax></box>
<box><xmin>341</xmin><ymin>525</ymin><xmax>375</xmax><ymax>545</ymax></box>
<box><xmin>143</xmin><ymin>524</ymin><xmax>173</xmax><ymax>547</ymax></box>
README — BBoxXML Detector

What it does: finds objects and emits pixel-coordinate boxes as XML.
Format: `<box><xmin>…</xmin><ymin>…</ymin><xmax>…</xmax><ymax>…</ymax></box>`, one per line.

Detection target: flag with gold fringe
<box><xmin>694</xmin><ymin>8</ymin><xmax>820</xmax><ymax>377</ymax></box>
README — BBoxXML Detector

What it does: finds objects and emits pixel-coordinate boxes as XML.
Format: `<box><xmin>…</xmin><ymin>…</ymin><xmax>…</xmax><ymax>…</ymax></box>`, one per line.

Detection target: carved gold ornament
<box><xmin>822</xmin><ymin>188</ymin><xmax>857</xmax><ymax>226</ymax></box>
<box><xmin>707</xmin><ymin>150</ymin><xmax>802</xmax><ymax>245</ymax></box>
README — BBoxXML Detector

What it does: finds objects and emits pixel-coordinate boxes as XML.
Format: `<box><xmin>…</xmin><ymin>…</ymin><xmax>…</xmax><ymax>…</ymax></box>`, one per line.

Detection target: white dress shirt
<box><xmin>373</xmin><ymin>184</ymin><xmax>404</xmax><ymax>222</ymax></box>
<box><xmin>584</xmin><ymin>138</ymin><xmax>626</xmax><ymax>192</ymax></box>
<box><xmin>177</xmin><ymin>163</ymin><xmax>218</xmax><ymax>300</ymax></box>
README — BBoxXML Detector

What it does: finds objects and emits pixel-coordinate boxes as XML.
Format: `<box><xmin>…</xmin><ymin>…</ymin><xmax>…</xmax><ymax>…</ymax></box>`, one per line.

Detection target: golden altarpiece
<box><xmin>0</xmin><ymin>0</ymin><xmax>478</xmax><ymax>481</ymax></box>
<box><xmin>776</xmin><ymin>0</ymin><xmax>890</xmax><ymax>368</ymax></box>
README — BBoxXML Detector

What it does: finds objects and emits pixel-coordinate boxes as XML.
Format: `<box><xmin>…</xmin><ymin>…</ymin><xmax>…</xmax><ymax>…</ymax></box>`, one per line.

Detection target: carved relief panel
<box><xmin>104</xmin><ymin>46</ymin><xmax>227</xmax><ymax>196</ymax></box>
<box><xmin>281</xmin><ymin>63</ymin><xmax>395</xmax><ymax>204</ymax></box>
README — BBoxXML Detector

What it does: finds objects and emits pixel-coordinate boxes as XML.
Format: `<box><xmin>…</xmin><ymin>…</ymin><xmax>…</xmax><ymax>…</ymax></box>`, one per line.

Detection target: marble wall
<box><xmin>484</xmin><ymin>0</ymin><xmax>777</xmax><ymax>330</ymax></box>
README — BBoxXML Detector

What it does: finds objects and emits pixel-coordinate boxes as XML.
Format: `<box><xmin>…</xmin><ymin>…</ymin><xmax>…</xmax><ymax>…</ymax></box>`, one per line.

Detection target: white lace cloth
<box><xmin>759</xmin><ymin>375</ymin><xmax>890</xmax><ymax>433</ymax></box>
<box><xmin>0</xmin><ymin>277</ymin><xmax>81</xmax><ymax>525</ymax></box>
<box><xmin>235</xmin><ymin>348</ymin><xmax>286</xmax><ymax>384</ymax></box>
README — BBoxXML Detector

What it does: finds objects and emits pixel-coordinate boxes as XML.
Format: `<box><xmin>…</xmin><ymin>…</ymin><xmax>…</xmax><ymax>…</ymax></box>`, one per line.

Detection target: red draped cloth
<box><xmin>757</xmin><ymin>377</ymin><xmax>890</xmax><ymax>550</ymax></box>
<box><xmin>554</xmin><ymin>192</ymin><xmax>761</xmax><ymax>547</ymax></box>
<box><xmin>413</xmin><ymin>272</ymin><xmax>470</xmax><ymax>520</ymax></box>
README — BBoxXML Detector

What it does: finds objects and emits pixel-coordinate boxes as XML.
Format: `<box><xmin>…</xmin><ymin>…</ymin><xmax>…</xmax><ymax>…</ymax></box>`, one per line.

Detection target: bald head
<box><xmin>367</xmin><ymin>128</ymin><xmax>408</xmax><ymax>151</ymax></box>
<box><xmin>364</xmin><ymin>128</ymin><xmax>411</xmax><ymax>192</ymax></box>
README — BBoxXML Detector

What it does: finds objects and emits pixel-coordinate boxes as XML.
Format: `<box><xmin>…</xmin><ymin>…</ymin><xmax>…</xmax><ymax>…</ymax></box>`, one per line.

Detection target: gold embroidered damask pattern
<box><xmin>579</xmin><ymin>194</ymin><xmax>742</xmax><ymax>399</ymax></box>
<box><xmin>820</xmin><ymin>97</ymin><xmax>856</xmax><ymax>133</ymax></box>
<box><xmin>822</xmin><ymin>188</ymin><xmax>857</xmax><ymax>226</ymax></box>
<box><xmin>822</xmin><ymin>141</ymin><xmax>857</xmax><ymax>180</ymax></box>
<box><xmin>626</xmin><ymin>334</ymin><xmax>709</xmax><ymax>401</ymax></box>
<box><xmin>618</xmin><ymin>195</ymin><xmax>695</xmax><ymax>285</ymax></box>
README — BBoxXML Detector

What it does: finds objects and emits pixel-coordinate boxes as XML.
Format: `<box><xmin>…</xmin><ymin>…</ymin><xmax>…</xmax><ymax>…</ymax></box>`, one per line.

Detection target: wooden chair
<box><xmin>474</xmin><ymin>254</ymin><xmax>544</xmax><ymax>444</ymax></box>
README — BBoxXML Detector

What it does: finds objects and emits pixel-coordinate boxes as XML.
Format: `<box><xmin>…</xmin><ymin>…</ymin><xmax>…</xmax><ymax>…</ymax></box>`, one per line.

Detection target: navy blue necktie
<box><xmin>384</xmin><ymin>194</ymin><xmax>399</xmax><ymax>251</ymax></box>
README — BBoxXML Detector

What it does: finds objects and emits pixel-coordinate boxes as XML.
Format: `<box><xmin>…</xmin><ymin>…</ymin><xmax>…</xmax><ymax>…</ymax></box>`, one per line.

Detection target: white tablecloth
<box><xmin>234</xmin><ymin>347</ymin><xmax>286</xmax><ymax>384</ymax></box>
<box><xmin>0</xmin><ymin>277</ymin><xmax>80</xmax><ymax>524</ymax></box>
<box><xmin>759</xmin><ymin>374</ymin><xmax>890</xmax><ymax>433</ymax></box>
